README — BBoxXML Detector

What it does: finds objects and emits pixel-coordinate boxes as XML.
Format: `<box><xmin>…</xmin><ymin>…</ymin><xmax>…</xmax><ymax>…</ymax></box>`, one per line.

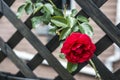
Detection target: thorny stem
<box><xmin>89</xmin><ymin>59</ymin><xmax>102</xmax><ymax>80</ymax></box>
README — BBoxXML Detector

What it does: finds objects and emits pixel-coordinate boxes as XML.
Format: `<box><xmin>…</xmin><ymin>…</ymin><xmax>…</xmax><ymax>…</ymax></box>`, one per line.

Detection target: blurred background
<box><xmin>0</xmin><ymin>0</ymin><xmax>120</xmax><ymax>80</ymax></box>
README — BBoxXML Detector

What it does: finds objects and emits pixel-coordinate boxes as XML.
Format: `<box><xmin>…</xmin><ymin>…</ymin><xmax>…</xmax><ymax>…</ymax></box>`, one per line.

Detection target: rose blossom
<box><xmin>61</xmin><ymin>32</ymin><xmax>96</xmax><ymax>63</ymax></box>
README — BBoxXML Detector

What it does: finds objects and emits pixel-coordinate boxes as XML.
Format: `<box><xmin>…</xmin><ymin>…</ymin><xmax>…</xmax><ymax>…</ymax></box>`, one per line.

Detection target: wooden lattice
<box><xmin>0</xmin><ymin>0</ymin><xmax>120</xmax><ymax>80</ymax></box>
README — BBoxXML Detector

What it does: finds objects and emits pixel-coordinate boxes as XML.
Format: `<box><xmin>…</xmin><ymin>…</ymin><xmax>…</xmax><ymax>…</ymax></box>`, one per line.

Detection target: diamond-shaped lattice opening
<box><xmin>74</xmin><ymin>73</ymin><xmax>96</xmax><ymax>80</ymax></box>
<box><xmin>33</xmin><ymin>65</ymin><xmax>58</xmax><ymax>79</ymax></box>
<box><xmin>0</xmin><ymin>58</ymin><xmax>19</xmax><ymax>74</ymax></box>
<box><xmin>100</xmin><ymin>0</ymin><xmax>117</xmax><ymax>24</ymax></box>
<box><xmin>89</xmin><ymin>18</ymin><xmax>105</xmax><ymax>43</ymax></box>
<box><xmin>32</xmin><ymin>28</ymin><xmax>52</xmax><ymax>45</ymax></box>
<box><xmin>98</xmin><ymin>45</ymin><xmax>114</xmax><ymax>62</ymax></box>
<box><xmin>14</xmin><ymin>38</ymin><xmax>37</xmax><ymax>59</ymax></box>
<box><xmin>0</xmin><ymin>16</ymin><xmax>17</xmax><ymax>42</ymax></box>
<box><xmin>97</xmin><ymin>44</ymin><xmax>115</xmax><ymax>71</ymax></box>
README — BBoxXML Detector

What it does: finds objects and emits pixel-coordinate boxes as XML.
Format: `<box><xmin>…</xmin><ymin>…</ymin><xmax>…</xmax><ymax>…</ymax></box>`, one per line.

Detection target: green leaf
<box><xmin>43</xmin><ymin>13</ymin><xmax>51</xmax><ymax>24</ymax></box>
<box><xmin>59</xmin><ymin>27</ymin><xmax>71</xmax><ymax>40</ymax></box>
<box><xmin>67</xmin><ymin>16</ymin><xmax>77</xmax><ymax>28</ymax></box>
<box><xmin>67</xmin><ymin>62</ymin><xmax>78</xmax><ymax>73</ymax></box>
<box><xmin>26</xmin><ymin>0</ymin><xmax>32</xmax><ymax>3</ymax></box>
<box><xmin>33</xmin><ymin>3</ymin><xmax>43</xmax><ymax>14</ymax></box>
<box><xmin>77</xmin><ymin>15</ymin><xmax>89</xmax><ymax>22</ymax></box>
<box><xmin>16</xmin><ymin>4</ymin><xmax>25</xmax><ymax>18</ymax></box>
<box><xmin>72</xmin><ymin>25</ymin><xmax>79</xmax><ymax>32</ymax></box>
<box><xmin>59</xmin><ymin>54</ymin><xmax>65</xmax><ymax>59</ymax></box>
<box><xmin>31</xmin><ymin>16</ymin><xmax>44</xmax><ymax>28</ymax></box>
<box><xmin>25</xmin><ymin>3</ymin><xmax>33</xmax><ymax>14</ymax></box>
<box><xmin>31</xmin><ymin>12</ymin><xmax>51</xmax><ymax>28</ymax></box>
<box><xmin>44</xmin><ymin>3</ymin><xmax>54</xmax><ymax>15</ymax></box>
<box><xmin>54</xmin><ymin>7</ymin><xmax>63</xmax><ymax>16</ymax></box>
<box><xmin>49</xmin><ymin>27</ymin><xmax>57</xmax><ymax>33</ymax></box>
<box><xmin>71</xmin><ymin>9</ymin><xmax>78</xmax><ymax>17</ymax></box>
<box><xmin>79</xmin><ymin>22</ymin><xmax>94</xmax><ymax>37</ymax></box>
<box><xmin>51</xmin><ymin>16</ymin><xmax>68</xmax><ymax>28</ymax></box>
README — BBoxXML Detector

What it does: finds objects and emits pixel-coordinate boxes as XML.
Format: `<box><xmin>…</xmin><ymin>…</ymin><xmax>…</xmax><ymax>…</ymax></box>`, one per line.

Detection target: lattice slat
<box><xmin>0</xmin><ymin>0</ymin><xmax>15</xmax><ymax>18</ymax></box>
<box><xmin>0</xmin><ymin>38</ymin><xmax>37</xmax><ymax>78</ymax></box>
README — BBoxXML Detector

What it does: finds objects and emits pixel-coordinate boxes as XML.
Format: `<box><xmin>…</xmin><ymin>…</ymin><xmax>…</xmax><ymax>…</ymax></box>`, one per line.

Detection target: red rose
<box><xmin>61</xmin><ymin>32</ymin><xmax>96</xmax><ymax>63</ymax></box>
